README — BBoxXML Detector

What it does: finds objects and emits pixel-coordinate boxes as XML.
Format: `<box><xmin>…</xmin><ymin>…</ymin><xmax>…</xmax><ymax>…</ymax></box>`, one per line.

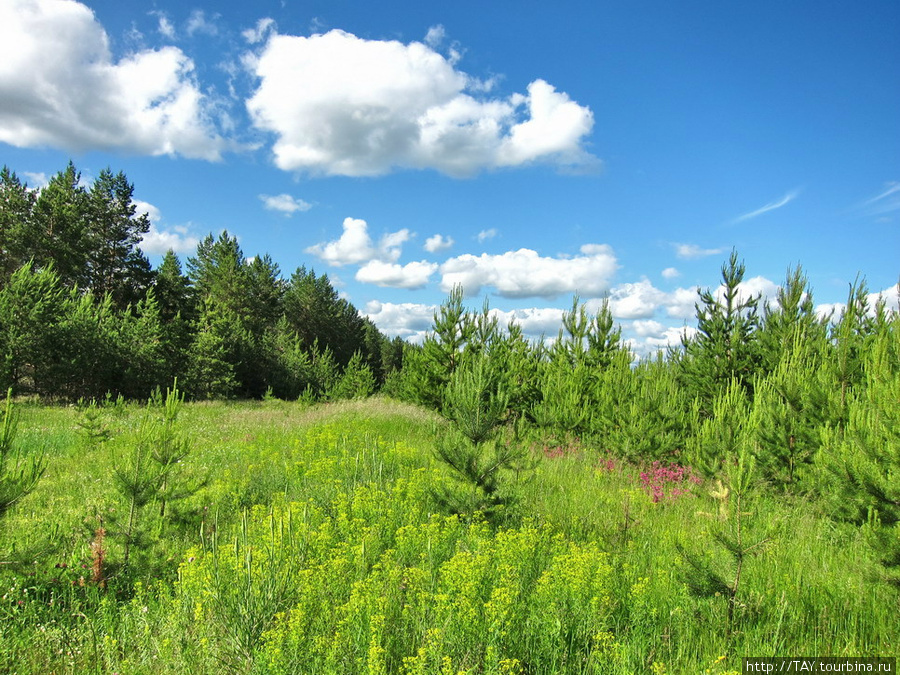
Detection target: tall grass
<box><xmin>0</xmin><ymin>397</ymin><xmax>896</xmax><ymax>674</ymax></box>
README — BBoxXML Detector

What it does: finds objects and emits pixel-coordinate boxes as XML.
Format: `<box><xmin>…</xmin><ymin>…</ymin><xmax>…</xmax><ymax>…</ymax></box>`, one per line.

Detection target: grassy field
<box><xmin>1</xmin><ymin>396</ymin><xmax>896</xmax><ymax>674</ymax></box>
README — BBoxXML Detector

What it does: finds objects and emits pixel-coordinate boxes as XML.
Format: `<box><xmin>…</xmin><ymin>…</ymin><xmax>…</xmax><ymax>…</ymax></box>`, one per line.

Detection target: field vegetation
<box><xmin>0</xmin><ymin>161</ymin><xmax>898</xmax><ymax>672</ymax></box>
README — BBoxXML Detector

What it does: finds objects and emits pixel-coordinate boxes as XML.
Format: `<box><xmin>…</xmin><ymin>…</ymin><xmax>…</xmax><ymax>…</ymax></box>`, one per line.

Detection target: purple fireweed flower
<box><xmin>639</xmin><ymin>461</ymin><xmax>702</xmax><ymax>503</ymax></box>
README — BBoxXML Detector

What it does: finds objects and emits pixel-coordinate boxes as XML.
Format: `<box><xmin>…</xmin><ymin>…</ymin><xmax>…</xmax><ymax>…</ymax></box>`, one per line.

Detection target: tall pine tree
<box><xmin>679</xmin><ymin>250</ymin><xmax>762</xmax><ymax>414</ymax></box>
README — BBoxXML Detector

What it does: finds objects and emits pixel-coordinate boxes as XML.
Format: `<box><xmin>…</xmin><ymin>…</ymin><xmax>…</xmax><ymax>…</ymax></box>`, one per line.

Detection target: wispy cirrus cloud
<box><xmin>732</xmin><ymin>189</ymin><xmax>800</xmax><ymax>224</ymax></box>
<box><xmin>477</xmin><ymin>228</ymin><xmax>498</xmax><ymax>243</ymax></box>
<box><xmin>858</xmin><ymin>182</ymin><xmax>900</xmax><ymax>217</ymax></box>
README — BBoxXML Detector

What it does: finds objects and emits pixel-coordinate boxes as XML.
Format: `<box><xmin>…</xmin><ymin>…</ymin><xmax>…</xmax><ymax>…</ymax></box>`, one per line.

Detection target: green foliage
<box><xmin>111</xmin><ymin>382</ymin><xmax>203</xmax><ymax>572</ymax></box>
<box><xmin>689</xmin><ymin>379</ymin><xmax>751</xmax><ymax>479</ymax></box>
<box><xmin>0</xmin><ymin>399</ymin><xmax>897</xmax><ymax>674</ymax></box>
<box><xmin>0</xmin><ymin>390</ymin><xmax>45</xmax><ymax>522</ymax></box>
<box><xmin>75</xmin><ymin>398</ymin><xmax>112</xmax><ymax>446</ymax></box>
<box><xmin>0</xmin><ymin>161</ymin><xmax>398</xmax><ymax>402</ymax></box>
<box><xmin>433</xmin><ymin>355</ymin><xmax>532</xmax><ymax>522</ymax></box>
<box><xmin>413</xmin><ymin>285</ymin><xmax>474</xmax><ymax>410</ymax></box>
<box><xmin>826</xmin><ymin>279</ymin><xmax>874</xmax><ymax>423</ymax></box>
<box><xmin>282</xmin><ymin>266</ymin><xmax>380</xmax><ymax>370</ymax></box>
<box><xmin>443</xmin><ymin>354</ymin><xmax>509</xmax><ymax>446</ymax></box>
<box><xmin>757</xmin><ymin>265</ymin><xmax>825</xmax><ymax>375</ymax></box>
<box><xmin>0</xmin><ymin>167</ymin><xmax>36</xmax><ymax>282</ymax></box>
<box><xmin>678</xmin><ymin>446</ymin><xmax>772</xmax><ymax>639</ymax></box>
<box><xmin>824</xmin><ymin>325</ymin><xmax>900</xmax><ymax>583</ymax></box>
<box><xmin>26</xmin><ymin>162</ymin><xmax>91</xmax><ymax>289</ymax></box>
<box><xmin>533</xmin><ymin>298</ymin><xmax>630</xmax><ymax>441</ymax></box>
<box><xmin>185</xmin><ymin>302</ymin><xmax>241</xmax><ymax>400</ymax></box>
<box><xmin>330</xmin><ymin>351</ymin><xmax>377</xmax><ymax>400</ymax></box>
<box><xmin>679</xmin><ymin>250</ymin><xmax>762</xmax><ymax>412</ymax></box>
<box><xmin>0</xmin><ymin>261</ymin><xmax>65</xmax><ymax>394</ymax></box>
<box><xmin>750</xmin><ymin>336</ymin><xmax>831</xmax><ymax>488</ymax></box>
<box><xmin>84</xmin><ymin>168</ymin><xmax>153</xmax><ymax>309</ymax></box>
<box><xmin>602</xmin><ymin>354</ymin><xmax>692</xmax><ymax>461</ymax></box>
<box><xmin>531</xmin><ymin>359</ymin><xmax>590</xmax><ymax>436</ymax></box>
<box><xmin>50</xmin><ymin>289</ymin><xmax>120</xmax><ymax>400</ymax></box>
<box><xmin>264</xmin><ymin>318</ymin><xmax>315</xmax><ymax>400</ymax></box>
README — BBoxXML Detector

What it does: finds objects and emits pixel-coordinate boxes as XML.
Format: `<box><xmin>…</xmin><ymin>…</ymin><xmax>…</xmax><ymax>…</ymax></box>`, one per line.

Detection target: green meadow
<box><xmin>1</xmin><ymin>395</ymin><xmax>895</xmax><ymax>675</ymax></box>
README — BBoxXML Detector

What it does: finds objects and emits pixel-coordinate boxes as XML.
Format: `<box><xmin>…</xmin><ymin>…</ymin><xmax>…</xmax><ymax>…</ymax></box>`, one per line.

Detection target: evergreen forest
<box><xmin>1</xmin><ymin>162</ymin><xmax>898</xmax><ymax>673</ymax></box>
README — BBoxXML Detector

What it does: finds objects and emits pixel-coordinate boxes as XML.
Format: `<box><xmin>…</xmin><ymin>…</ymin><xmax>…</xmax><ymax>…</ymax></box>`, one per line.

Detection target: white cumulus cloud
<box><xmin>0</xmin><ymin>0</ymin><xmax>226</xmax><ymax>159</ymax></box>
<box><xmin>440</xmin><ymin>244</ymin><xmax>617</xmax><ymax>299</ymax></box>
<box><xmin>356</xmin><ymin>260</ymin><xmax>437</xmax><ymax>289</ymax></box>
<box><xmin>22</xmin><ymin>171</ymin><xmax>50</xmax><ymax>190</ymax></box>
<box><xmin>815</xmin><ymin>284</ymin><xmax>900</xmax><ymax>322</ymax></box>
<box><xmin>607</xmin><ymin>279</ymin><xmax>668</xmax><ymax>319</ymax></box>
<box><xmin>424</xmin><ymin>234</ymin><xmax>454</xmax><ymax>253</ymax></box>
<box><xmin>627</xmin><ymin>325</ymin><xmax>697</xmax><ymax>360</ymax></box>
<box><xmin>260</xmin><ymin>193</ymin><xmax>312</xmax><ymax>215</ymax></box>
<box><xmin>139</xmin><ymin>224</ymin><xmax>200</xmax><ymax>255</ymax></box>
<box><xmin>664</xmin><ymin>287</ymin><xmax>700</xmax><ymax>319</ymax></box>
<box><xmin>306</xmin><ymin>217</ymin><xmax>410</xmax><ymax>266</ymax></box>
<box><xmin>185</xmin><ymin>9</ymin><xmax>219</xmax><ymax>37</ymax></box>
<box><xmin>245</xmin><ymin>28</ymin><xmax>595</xmax><ymax>177</ymax></box>
<box><xmin>631</xmin><ymin>319</ymin><xmax>666</xmax><ymax>337</ymax></box>
<box><xmin>424</xmin><ymin>25</ymin><xmax>446</xmax><ymax>49</ymax></box>
<box><xmin>151</xmin><ymin>10</ymin><xmax>175</xmax><ymax>39</ymax></box>
<box><xmin>491</xmin><ymin>307</ymin><xmax>567</xmax><ymax>338</ymax></box>
<box><xmin>364</xmin><ymin>300</ymin><xmax>436</xmax><ymax>342</ymax></box>
<box><xmin>661</xmin><ymin>267</ymin><xmax>680</xmax><ymax>280</ymax></box>
<box><xmin>132</xmin><ymin>199</ymin><xmax>162</xmax><ymax>223</ymax></box>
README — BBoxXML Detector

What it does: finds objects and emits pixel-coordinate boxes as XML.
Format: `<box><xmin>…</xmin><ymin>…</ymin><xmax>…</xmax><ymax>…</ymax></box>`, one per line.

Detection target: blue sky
<box><xmin>1</xmin><ymin>0</ymin><xmax>898</xmax><ymax>354</ymax></box>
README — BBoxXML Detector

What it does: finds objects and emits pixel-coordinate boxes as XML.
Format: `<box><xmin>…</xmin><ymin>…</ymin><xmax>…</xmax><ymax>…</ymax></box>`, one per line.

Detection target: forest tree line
<box><xmin>390</xmin><ymin>253</ymin><xmax>900</xmax><ymax>581</ymax></box>
<box><xmin>0</xmin><ymin>162</ymin><xmax>403</xmax><ymax>401</ymax></box>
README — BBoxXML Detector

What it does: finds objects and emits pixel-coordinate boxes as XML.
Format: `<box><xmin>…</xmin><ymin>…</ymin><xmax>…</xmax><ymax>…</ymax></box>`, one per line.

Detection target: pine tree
<box><xmin>187</xmin><ymin>231</ymin><xmax>248</xmax><ymax>315</ymax></box>
<box><xmin>330</xmin><ymin>351</ymin><xmax>376</xmax><ymax>400</ymax></box>
<box><xmin>264</xmin><ymin>318</ymin><xmax>315</xmax><ymax>400</ymax></box>
<box><xmin>282</xmin><ymin>266</ymin><xmax>370</xmax><ymax>368</ymax></box>
<box><xmin>155</xmin><ymin>250</ymin><xmax>195</xmax><ymax>324</ymax></box>
<box><xmin>689</xmin><ymin>378</ymin><xmax>752</xmax><ymax>479</ymax></box>
<box><xmin>47</xmin><ymin>289</ymin><xmax>119</xmax><ymax>400</ymax></box>
<box><xmin>244</xmin><ymin>254</ymin><xmax>284</xmax><ymax>335</ymax></box>
<box><xmin>827</xmin><ymin>279</ymin><xmax>874</xmax><ymax>424</ymax></box>
<box><xmin>0</xmin><ymin>166</ymin><xmax>36</xmax><ymax>282</ymax></box>
<box><xmin>85</xmin><ymin>168</ymin><xmax>153</xmax><ymax>309</ymax></box>
<box><xmin>415</xmin><ymin>285</ymin><xmax>473</xmax><ymax>410</ymax></box>
<box><xmin>115</xmin><ymin>290</ymin><xmax>167</xmax><ymax>399</ymax></box>
<box><xmin>0</xmin><ymin>390</ymin><xmax>45</xmax><ymax>522</ymax></box>
<box><xmin>185</xmin><ymin>302</ymin><xmax>239</xmax><ymax>399</ymax></box>
<box><xmin>154</xmin><ymin>251</ymin><xmax>195</xmax><ymax>384</ymax></box>
<box><xmin>825</xmin><ymin>314</ymin><xmax>900</xmax><ymax>584</ymax></box>
<box><xmin>585</xmin><ymin>298</ymin><xmax>624</xmax><ymax>370</ymax></box>
<box><xmin>678</xmin><ymin>445</ymin><xmax>770</xmax><ymax>637</ymax></box>
<box><xmin>27</xmin><ymin>162</ymin><xmax>91</xmax><ymax>289</ymax></box>
<box><xmin>751</xmin><ymin>334</ymin><xmax>831</xmax><ymax>488</ymax></box>
<box><xmin>603</xmin><ymin>354</ymin><xmax>691</xmax><ymax>461</ymax></box>
<box><xmin>433</xmin><ymin>354</ymin><xmax>530</xmax><ymax>522</ymax></box>
<box><xmin>679</xmin><ymin>250</ymin><xmax>761</xmax><ymax>413</ymax></box>
<box><xmin>758</xmin><ymin>265</ymin><xmax>825</xmax><ymax>375</ymax></box>
<box><xmin>0</xmin><ymin>261</ymin><xmax>65</xmax><ymax>393</ymax></box>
